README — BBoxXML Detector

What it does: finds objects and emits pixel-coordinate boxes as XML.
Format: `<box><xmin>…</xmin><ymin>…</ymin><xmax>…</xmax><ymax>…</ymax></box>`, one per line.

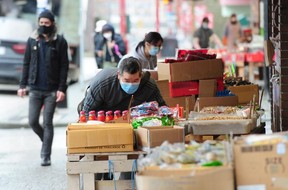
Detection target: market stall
<box><xmin>66</xmin><ymin>48</ymin><xmax>266</xmax><ymax>190</ymax></box>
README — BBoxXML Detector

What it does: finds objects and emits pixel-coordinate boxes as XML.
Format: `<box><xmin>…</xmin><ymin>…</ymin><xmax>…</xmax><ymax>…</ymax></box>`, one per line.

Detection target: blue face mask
<box><xmin>120</xmin><ymin>81</ymin><xmax>140</xmax><ymax>94</ymax></box>
<box><xmin>149</xmin><ymin>46</ymin><xmax>160</xmax><ymax>56</ymax></box>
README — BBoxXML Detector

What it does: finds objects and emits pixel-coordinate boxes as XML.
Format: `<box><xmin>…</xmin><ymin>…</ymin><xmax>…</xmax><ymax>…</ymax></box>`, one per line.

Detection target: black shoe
<box><xmin>41</xmin><ymin>157</ymin><xmax>51</xmax><ymax>166</ymax></box>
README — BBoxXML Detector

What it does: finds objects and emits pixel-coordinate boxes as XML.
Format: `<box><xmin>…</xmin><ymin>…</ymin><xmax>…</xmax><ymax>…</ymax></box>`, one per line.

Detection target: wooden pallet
<box><xmin>67</xmin><ymin>151</ymin><xmax>145</xmax><ymax>190</ymax></box>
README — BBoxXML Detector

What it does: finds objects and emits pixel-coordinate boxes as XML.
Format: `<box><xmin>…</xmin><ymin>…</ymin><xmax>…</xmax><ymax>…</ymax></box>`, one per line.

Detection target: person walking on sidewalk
<box><xmin>193</xmin><ymin>17</ymin><xmax>223</xmax><ymax>49</ymax></box>
<box><xmin>223</xmin><ymin>13</ymin><xmax>243</xmax><ymax>51</ymax></box>
<box><xmin>17</xmin><ymin>10</ymin><xmax>69</xmax><ymax>166</ymax></box>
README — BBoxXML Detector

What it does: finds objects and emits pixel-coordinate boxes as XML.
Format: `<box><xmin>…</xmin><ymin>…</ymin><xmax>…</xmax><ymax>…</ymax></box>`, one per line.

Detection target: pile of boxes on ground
<box><xmin>66</xmin><ymin>50</ymin><xmax>279</xmax><ymax>189</ymax></box>
<box><xmin>66</xmin><ymin>122</ymin><xmax>288</xmax><ymax>190</ymax></box>
<box><xmin>157</xmin><ymin>49</ymin><xmax>260</xmax><ymax>137</ymax></box>
<box><xmin>136</xmin><ymin>132</ymin><xmax>288</xmax><ymax>190</ymax></box>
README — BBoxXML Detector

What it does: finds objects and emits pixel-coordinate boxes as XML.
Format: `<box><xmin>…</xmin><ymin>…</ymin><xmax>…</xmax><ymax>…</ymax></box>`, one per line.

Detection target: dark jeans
<box><xmin>29</xmin><ymin>90</ymin><xmax>57</xmax><ymax>158</ymax></box>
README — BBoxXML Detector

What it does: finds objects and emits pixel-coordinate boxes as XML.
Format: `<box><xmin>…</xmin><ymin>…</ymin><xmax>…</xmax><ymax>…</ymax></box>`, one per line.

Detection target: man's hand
<box><xmin>56</xmin><ymin>91</ymin><xmax>65</xmax><ymax>102</ymax></box>
<box><xmin>17</xmin><ymin>88</ymin><xmax>27</xmax><ymax>98</ymax></box>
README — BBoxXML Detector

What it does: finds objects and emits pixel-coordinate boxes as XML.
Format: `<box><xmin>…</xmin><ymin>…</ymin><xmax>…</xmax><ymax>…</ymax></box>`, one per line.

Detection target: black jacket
<box><xmin>95</xmin><ymin>24</ymin><xmax>126</xmax><ymax>64</ymax></box>
<box><xmin>82</xmin><ymin>68</ymin><xmax>166</xmax><ymax>115</ymax></box>
<box><xmin>20</xmin><ymin>30</ymin><xmax>69</xmax><ymax>93</ymax></box>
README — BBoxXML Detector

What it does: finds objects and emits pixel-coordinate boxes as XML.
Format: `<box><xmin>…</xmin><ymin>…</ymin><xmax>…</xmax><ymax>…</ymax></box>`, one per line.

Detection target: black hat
<box><xmin>38</xmin><ymin>10</ymin><xmax>55</xmax><ymax>22</ymax></box>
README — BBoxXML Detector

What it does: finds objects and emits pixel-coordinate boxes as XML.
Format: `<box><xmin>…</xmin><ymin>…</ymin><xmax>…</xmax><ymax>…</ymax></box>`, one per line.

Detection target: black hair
<box><xmin>231</xmin><ymin>13</ymin><xmax>237</xmax><ymax>18</ymax></box>
<box><xmin>202</xmin><ymin>17</ymin><xmax>209</xmax><ymax>23</ymax></box>
<box><xmin>135</xmin><ymin>32</ymin><xmax>163</xmax><ymax>51</ymax></box>
<box><xmin>118</xmin><ymin>57</ymin><xmax>142</xmax><ymax>75</ymax></box>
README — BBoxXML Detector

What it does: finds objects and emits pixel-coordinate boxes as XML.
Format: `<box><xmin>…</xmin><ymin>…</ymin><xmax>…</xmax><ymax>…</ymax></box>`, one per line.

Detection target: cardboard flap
<box><xmin>228</xmin><ymin>85</ymin><xmax>259</xmax><ymax>105</ymax></box>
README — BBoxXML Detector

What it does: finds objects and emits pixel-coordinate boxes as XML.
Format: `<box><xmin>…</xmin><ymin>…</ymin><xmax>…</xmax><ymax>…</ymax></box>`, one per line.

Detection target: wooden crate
<box><xmin>67</xmin><ymin>151</ymin><xmax>146</xmax><ymax>190</ymax></box>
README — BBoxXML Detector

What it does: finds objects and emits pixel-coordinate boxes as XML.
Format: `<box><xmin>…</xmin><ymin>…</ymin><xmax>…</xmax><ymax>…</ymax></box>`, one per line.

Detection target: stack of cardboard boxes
<box><xmin>157</xmin><ymin>58</ymin><xmax>224</xmax><ymax>98</ymax></box>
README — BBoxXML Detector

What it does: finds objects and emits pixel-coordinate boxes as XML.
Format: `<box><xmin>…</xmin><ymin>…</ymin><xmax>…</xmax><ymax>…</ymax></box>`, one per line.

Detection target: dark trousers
<box><xmin>28</xmin><ymin>90</ymin><xmax>57</xmax><ymax>158</ymax></box>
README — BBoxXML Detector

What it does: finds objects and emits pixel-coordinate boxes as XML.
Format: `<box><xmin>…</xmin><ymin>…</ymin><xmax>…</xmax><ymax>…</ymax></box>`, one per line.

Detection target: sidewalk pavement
<box><xmin>0</xmin><ymin>56</ymin><xmax>99</xmax><ymax>129</ymax></box>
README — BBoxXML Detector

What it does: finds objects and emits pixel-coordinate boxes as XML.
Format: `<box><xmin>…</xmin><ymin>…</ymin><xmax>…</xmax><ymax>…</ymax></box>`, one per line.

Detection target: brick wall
<box><xmin>271</xmin><ymin>0</ymin><xmax>288</xmax><ymax>131</ymax></box>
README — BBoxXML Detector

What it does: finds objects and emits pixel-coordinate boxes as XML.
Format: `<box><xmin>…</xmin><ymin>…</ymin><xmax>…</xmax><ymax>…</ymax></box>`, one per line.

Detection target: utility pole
<box><xmin>156</xmin><ymin>0</ymin><xmax>160</xmax><ymax>32</ymax></box>
<box><xmin>79</xmin><ymin>0</ymin><xmax>88</xmax><ymax>89</ymax></box>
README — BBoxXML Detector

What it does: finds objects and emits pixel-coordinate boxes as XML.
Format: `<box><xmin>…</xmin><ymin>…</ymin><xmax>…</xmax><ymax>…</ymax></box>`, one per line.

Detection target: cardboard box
<box><xmin>264</xmin><ymin>39</ymin><xmax>275</xmax><ymax>66</ymax></box>
<box><xmin>187</xmin><ymin>118</ymin><xmax>256</xmax><ymax>135</ymax></box>
<box><xmin>197</xmin><ymin>96</ymin><xmax>238</xmax><ymax>110</ymax></box>
<box><xmin>136</xmin><ymin>166</ymin><xmax>234</xmax><ymax>190</ymax></box>
<box><xmin>156</xmin><ymin>80</ymin><xmax>195</xmax><ymax>111</ymax></box>
<box><xmin>157</xmin><ymin>59</ymin><xmax>224</xmax><ymax>82</ymax></box>
<box><xmin>234</xmin><ymin>134</ymin><xmax>288</xmax><ymax>190</ymax></box>
<box><xmin>156</xmin><ymin>80</ymin><xmax>170</xmax><ymax>97</ymax></box>
<box><xmin>228</xmin><ymin>84</ymin><xmax>259</xmax><ymax>105</ymax></box>
<box><xmin>169</xmin><ymin>81</ymin><xmax>199</xmax><ymax>97</ymax></box>
<box><xmin>66</xmin><ymin>123</ymin><xmax>134</xmax><ymax>153</ymax></box>
<box><xmin>163</xmin><ymin>96</ymin><xmax>195</xmax><ymax>111</ymax></box>
<box><xmin>137</xmin><ymin>126</ymin><xmax>184</xmax><ymax>150</ymax></box>
<box><xmin>199</xmin><ymin>79</ymin><xmax>217</xmax><ymax>97</ymax></box>
<box><xmin>147</xmin><ymin>70</ymin><xmax>158</xmax><ymax>80</ymax></box>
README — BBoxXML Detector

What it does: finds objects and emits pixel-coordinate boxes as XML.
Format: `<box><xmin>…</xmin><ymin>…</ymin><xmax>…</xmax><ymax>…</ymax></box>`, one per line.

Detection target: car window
<box><xmin>0</xmin><ymin>17</ymin><xmax>33</xmax><ymax>42</ymax></box>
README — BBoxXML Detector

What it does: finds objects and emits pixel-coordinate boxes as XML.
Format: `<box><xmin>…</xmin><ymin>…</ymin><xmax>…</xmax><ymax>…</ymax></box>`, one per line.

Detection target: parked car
<box><xmin>0</xmin><ymin>17</ymin><xmax>33</xmax><ymax>85</ymax></box>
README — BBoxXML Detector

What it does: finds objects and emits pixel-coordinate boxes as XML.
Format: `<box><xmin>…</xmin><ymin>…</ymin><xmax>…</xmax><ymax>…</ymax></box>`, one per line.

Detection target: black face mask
<box><xmin>38</xmin><ymin>25</ymin><xmax>54</xmax><ymax>35</ymax></box>
<box><xmin>230</xmin><ymin>21</ymin><xmax>237</xmax><ymax>25</ymax></box>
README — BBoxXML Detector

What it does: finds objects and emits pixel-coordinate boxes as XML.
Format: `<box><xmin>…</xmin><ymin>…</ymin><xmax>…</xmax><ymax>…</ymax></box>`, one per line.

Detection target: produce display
<box><xmin>191</xmin><ymin>106</ymin><xmax>251</xmax><ymax>121</ymax></box>
<box><xmin>138</xmin><ymin>140</ymin><xmax>229</xmax><ymax>170</ymax></box>
<box><xmin>131</xmin><ymin>115</ymin><xmax>174</xmax><ymax>129</ymax></box>
<box><xmin>224</xmin><ymin>77</ymin><xmax>252</xmax><ymax>87</ymax></box>
<box><xmin>130</xmin><ymin>101</ymin><xmax>178</xmax><ymax>129</ymax></box>
<box><xmin>200</xmin><ymin>106</ymin><xmax>240</xmax><ymax>114</ymax></box>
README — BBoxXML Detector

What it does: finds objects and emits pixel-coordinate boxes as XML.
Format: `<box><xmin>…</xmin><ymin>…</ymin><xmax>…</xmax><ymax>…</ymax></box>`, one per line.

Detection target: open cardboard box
<box><xmin>136</xmin><ymin>126</ymin><xmax>184</xmax><ymax>150</ymax></box>
<box><xmin>187</xmin><ymin>118</ymin><xmax>256</xmax><ymax>135</ymax></box>
<box><xmin>196</xmin><ymin>96</ymin><xmax>239</xmax><ymax>111</ymax></box>
<box><xmin>187</xmin><ymin>96</ymin><xmax>257</xmax><ymax>135</ymax></box>
<box><xmin>228</xmin><ymin>84</ymin><xmax>259</xmax><ymax>105</ymax></box>
<box><xmin>136</xmin><ymin>165</ymin><xmax>234</xmax><ymax>190</ymax></box>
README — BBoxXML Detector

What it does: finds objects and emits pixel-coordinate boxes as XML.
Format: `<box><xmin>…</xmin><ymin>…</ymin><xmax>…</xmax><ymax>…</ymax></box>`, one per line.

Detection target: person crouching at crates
<box><xmin>77</xmin><ymin>56</ymin><xmax>167</xmax><ymax>179</ymax></box>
